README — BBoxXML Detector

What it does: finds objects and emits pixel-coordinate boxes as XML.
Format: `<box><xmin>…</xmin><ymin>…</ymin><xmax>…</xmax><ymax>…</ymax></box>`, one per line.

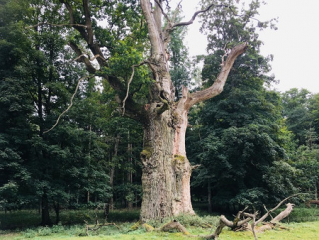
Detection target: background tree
<box><xmin>0</xmin><ymin>0</ymin><xmax>113</xmax><ymax>225</ymax></box>
<box><xmin>1</xmin><ymin>0</ymin><xmax>291</xmax><ymax>224</ymax></box>
<box><xmin>187</xmin><ymin>0</ymin><xmax>296</xmax><ymax>212</ymax></box>
<box><xmin>0</xmin><ymin>0</ymin><xmax>34</xmax><ymax>212</ymax></box>
<box><xmin>167</xmin><ymin>12</ymin><xmax>192</xmax><ymax>100</ymax></box>
<box><xmin>281</xmin><ymin>88</ymin><xmax>313</xmax><ymax>146</ymax></box>
<box><xmin>34</xmin><ymin>0</ymin><xmax>248</xmax><ymax>222</ymax></box>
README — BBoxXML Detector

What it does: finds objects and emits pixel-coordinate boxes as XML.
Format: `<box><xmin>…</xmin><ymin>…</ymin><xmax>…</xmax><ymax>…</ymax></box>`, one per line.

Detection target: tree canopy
<box><xmin>0</xmin><ymin>0</ymin><xmax>318</xmax><ymax>225</ymax></box>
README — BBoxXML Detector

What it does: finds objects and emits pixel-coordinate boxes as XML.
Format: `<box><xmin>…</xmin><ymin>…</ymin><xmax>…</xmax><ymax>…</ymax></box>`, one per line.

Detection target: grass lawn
<box><xmin>1</xmin><ymin>221</ymin><xmax>319</xmax><ymax>239</ymax></box>
<box><xmin>1</xmin><ymin>207</ymin><xmax>319</xmax><ymax>239</ymax></box>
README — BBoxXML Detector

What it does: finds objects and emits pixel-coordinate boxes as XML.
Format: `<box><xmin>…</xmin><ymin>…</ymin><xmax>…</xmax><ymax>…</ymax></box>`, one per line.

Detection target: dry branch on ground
<box><xmin>156</xmin><ymin>194</ymin><xmax>301</xmax><ymax>240</ymax></box>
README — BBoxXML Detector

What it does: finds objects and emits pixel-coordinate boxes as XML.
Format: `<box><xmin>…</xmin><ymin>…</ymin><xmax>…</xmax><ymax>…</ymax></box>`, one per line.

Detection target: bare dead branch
<box><xmin>173</xmin><ymin>4</ymin><xmax>230</xmax><ymax>28</ymax></box>
<box><xmin>306</xmin><ymin>200</ymin><xmax>319</xmax><ymax>208</ymax></box>
<box><xmin>171</xmin><ymin>0</ymin><xmax>183</xmax><ymax>23</ymax></box>
<box><xmin>154</xmin><ymin>0</ymin><xmax>171</xmax><ymax>24</ymax></box>
<box><xmin>25</xmin><ymin>22</ymin><xmax>87</xmax><ymax>29</ymax></box>
<box><xmin>122</xmin><ymin>61</ymin><xmax>148</xmax><ymax>116</ymax></box>
<box><xmin>255</xmin><ymin>193</ymin><xmax>302</xmax><ymax>225</ymax></box>
<box><xmin>43</xmin><ymin>75</ymin><xmax>91</xmax><ymax>134</ymax></box>
<box><xmin>183</xmin><ymin>42</ymin><xmax>248</xmax><ymax>109</ymax></box>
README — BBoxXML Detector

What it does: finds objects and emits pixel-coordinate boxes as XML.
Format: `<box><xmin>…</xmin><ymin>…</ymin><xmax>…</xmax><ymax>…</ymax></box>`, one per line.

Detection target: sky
<box><xmin>170</xmin><ymin>0</ymin><xmax>319</xmax><ymax>94</ymax></box>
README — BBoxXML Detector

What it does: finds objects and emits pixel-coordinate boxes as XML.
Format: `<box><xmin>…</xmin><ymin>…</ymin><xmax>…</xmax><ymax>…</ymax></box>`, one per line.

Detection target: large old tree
<box><xmin>53</xmin><ymin>0</ymin><xmax>248</xmax><ymax>221</ymax></box>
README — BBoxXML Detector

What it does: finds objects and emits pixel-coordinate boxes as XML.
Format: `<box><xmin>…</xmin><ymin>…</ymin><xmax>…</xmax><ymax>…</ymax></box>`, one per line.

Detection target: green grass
<box><xmin>0</xmin><ymin>208</ymin><xmax>140</xmax><ymax>230</ymax></box>
<box><xmin>1</xmin><ymin>207</ymin><xmax>319</xmax><ymax>239</ymax></box>
<box><xmin>1</xmin><ymin>221</ymin><xmax>319</xmax><ymax>240</ymax></box>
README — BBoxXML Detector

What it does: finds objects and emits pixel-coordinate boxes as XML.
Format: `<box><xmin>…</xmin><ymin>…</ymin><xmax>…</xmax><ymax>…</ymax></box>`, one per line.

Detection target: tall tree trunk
<box><xmin>41</xmin><ymin>191</ymin><xmax>52</xmax><ymax>226</ymax></box>
<box><xmin>54</xmin><ymin>201</ymin><xmax>60</xmax><ymax>224</ymax></box>
<box><xmin>208</xmin><ymin>181</ymin><xmax>212</xmax><ymax>214</ymax></box>
<box><xmin>109</xmin><ymin>134</ymin><xmax>120</xmax><ymax>212</ymax></box>
<box><xmin>172</xmin><ymin>108</ymin><xmax>195</xmax><ymax>216</ymax></box>
<box><xmin>127</xmin><ymin>141</ymin><xmax>133</xmax><ymax>210</ymax></box>
<box><xmin>62</xmin><ymin>0</ymin><xmax>248</xmax><ymax>222</ymax></box>
<box><xmin>140</xmin><ymin>108</ymin><xmax>176</xmax><ymax>222</ymax></box>
<box><xmin>139</xmin><ymin>0</ymin><xmax>247</xmax><ymax>221</ymax></box>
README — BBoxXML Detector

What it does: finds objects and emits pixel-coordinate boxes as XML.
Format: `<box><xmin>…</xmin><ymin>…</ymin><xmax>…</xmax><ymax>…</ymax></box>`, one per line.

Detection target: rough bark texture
<box><xmin>139</xmin><ymin>0</ymin><xmax>247</xmax><ymax>221</ymax></box>
<box><xmin>140</xmin><ymin>108</ymin><xmax>175</xmax><ymax>221</ymax></box>
<box><xmin>61</xmin><ymin>0</ymin><xmax>247</xmax><ymax>222</ymax></box>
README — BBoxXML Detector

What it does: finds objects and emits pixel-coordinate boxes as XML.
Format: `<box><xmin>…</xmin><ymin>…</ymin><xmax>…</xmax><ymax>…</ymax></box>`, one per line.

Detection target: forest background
<box><xmin>1</xmin><ymin>0</ymin><xmax>319</xmax><ymax>237</ymax></box>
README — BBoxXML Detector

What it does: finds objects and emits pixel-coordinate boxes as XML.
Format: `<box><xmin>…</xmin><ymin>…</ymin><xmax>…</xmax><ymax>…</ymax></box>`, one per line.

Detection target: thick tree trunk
<box><xmin>140</xmin><ymin>108</ymin><xmax>176</xmax><ymax>222</ymax></box>
<box><xmin>61</xmin><ymin>0</ymin><xmax>247</xmax><ymax>222</ymax></box>
<box><xmin>140</xmin><ymin>90</ymin><xmax>197</xmax><ymax>221</ymax></box>
<box><xmin>172</xmin><ymin>108</ymin><xmax>195</xmax><ymax>216</ymax></box>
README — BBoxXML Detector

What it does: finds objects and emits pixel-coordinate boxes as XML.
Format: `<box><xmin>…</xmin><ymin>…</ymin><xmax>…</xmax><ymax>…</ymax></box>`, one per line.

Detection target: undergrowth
<box><xmin>1</xmin><ymin>207</ymin><xmax>319</xmax><ymax>239</ymax></box>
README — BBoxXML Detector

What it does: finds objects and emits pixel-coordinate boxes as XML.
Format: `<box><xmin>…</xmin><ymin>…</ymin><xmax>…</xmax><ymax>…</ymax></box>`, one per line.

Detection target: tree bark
<box><xmin>61</xmin><ymin>0</ymin><xmax>247</xmax><ymax>222</ymax></box>
<box><xmin>138</xmin><ymin>0</ymin><xmax>247</xmax><ymax>222</ymax></box>
<box><xmin>140</xmin><ymin>108</ymin><xmax>176</xmax><ymax>221</ymax></box>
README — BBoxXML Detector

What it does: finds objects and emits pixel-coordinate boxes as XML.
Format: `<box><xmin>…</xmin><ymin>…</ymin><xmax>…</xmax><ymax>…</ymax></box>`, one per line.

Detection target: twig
<box><xmin>43</xmin><ymin>75</ymin><xmax>91</xmax><ymax>134</ymax></box>
<box><xmin>26</xmin><ymin>22</ymin><xmax>88</xmax><ymax>29</ymax></box>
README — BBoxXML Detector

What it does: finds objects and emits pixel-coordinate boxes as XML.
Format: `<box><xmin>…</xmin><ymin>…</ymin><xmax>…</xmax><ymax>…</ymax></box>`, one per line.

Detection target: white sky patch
<box><xmin>170</xmin><ymin>0</ymin><xmax>319</xmax><ymax>94</ymax></box>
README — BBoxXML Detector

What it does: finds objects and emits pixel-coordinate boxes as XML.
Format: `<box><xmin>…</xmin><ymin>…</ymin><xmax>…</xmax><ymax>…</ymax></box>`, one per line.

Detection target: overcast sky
<box><xmin>171</xmin><ymin>0</ymin><xmax>319</xmax><ymax>94</ymax></box>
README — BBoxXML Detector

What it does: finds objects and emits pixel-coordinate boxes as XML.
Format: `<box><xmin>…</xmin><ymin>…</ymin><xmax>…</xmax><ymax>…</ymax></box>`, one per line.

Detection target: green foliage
<box><xmin>186</xmin><ymin>0</ymin><xmax>297</xmax><ymax>212</ymax></box>
<box><xmin>167</xmin><ymin>12</ymin><xmax>192</xmax><ymax>99</ymax></box>
<box><xmin>281</xmin><ymin>88</ymin><xmax>314</xmax><ymax>146</ymax></box>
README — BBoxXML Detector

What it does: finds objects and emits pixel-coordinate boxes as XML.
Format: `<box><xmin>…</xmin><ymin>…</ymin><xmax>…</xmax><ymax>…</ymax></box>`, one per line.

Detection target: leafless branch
<box><xmin>43</xmin><ymin>75</ymin><xmax>91</xmax><ymax>134</ymax></box>
<box><xmin>255</xmin><ymin>193</ymin><xmax>302</xmax><ymax>225</ymax></box>
<box><xmin>154</xmin><ymin>0</ymin><xmax>171</xmax><ymax>24</ymax></box>
<box><xmin>173</xmin><ymin>4</ymin><xmax>230</xmax><ymax>28</ymax></box>
<box><xmin>171</xmin><ymin>0</ymin><xmax>183</xmax><ymax>23</ymax></box>
<box><xmin>25</xmin><ymin>22</ymin><xmax>87</xmax><ymax>29</ymax></box>
<box><xmin>122</xmin><ymin>61</ymin><xmax>148</xmax><ymax>116</ymax></box>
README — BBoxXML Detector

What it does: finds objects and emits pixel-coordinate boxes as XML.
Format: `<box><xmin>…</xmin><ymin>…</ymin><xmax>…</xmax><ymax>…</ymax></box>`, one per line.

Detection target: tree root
<box><xmin>160</xmin><ymin>220</ymin><xmax>190</xmax><ymax>235</ymax></box>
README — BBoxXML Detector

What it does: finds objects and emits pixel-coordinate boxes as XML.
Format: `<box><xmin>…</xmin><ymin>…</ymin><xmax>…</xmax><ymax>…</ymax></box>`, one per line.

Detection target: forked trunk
<box><xmin>172</xmin><ymin>108</ymin><xmax>195</xmax><ymax>215</ymax></box>
<box><xmin>140</xmin><ymin>104</ymin><xmax>194</xmax><ymax>222</ymax></box>
<box><xmin>60</xmin><ymin>0</ymin><xmax>248</xmax><ymax>223</ymax></box>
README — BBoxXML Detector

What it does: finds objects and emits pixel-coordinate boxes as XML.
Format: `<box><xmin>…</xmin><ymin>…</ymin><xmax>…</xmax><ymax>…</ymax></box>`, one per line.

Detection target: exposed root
<box><xmin>160</xmin><ymin>220</ymin><xmax>190</xmax><ymax>235</ymax></box>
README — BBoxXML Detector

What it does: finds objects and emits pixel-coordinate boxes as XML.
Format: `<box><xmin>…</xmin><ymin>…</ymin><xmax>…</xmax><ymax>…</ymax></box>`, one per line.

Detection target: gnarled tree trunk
<box><xmin>139</xmin><ymin>0</ymin><xmax>247</xmax><ymax>222</ymax></box>
<box><xmin>60</xmin><ymin>0</ymin><xmax>247</xmax><ymax>222</ymax></box>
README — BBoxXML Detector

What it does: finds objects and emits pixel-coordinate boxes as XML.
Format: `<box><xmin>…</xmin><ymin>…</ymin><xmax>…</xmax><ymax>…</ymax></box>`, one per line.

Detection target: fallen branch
<box><xmin>84</xmin><ymin>204</ymin><xmax>120</xmax><ymax>236</ymax></box>
<box><xmin>306</xmin><ymin>200</ymin><xmax>319</xmax><ymax>208</ymax></box>
<box><xmin>141</xmin><ymin>194</ymin><xmax>302</xmax><ymax>240</ymax></box>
